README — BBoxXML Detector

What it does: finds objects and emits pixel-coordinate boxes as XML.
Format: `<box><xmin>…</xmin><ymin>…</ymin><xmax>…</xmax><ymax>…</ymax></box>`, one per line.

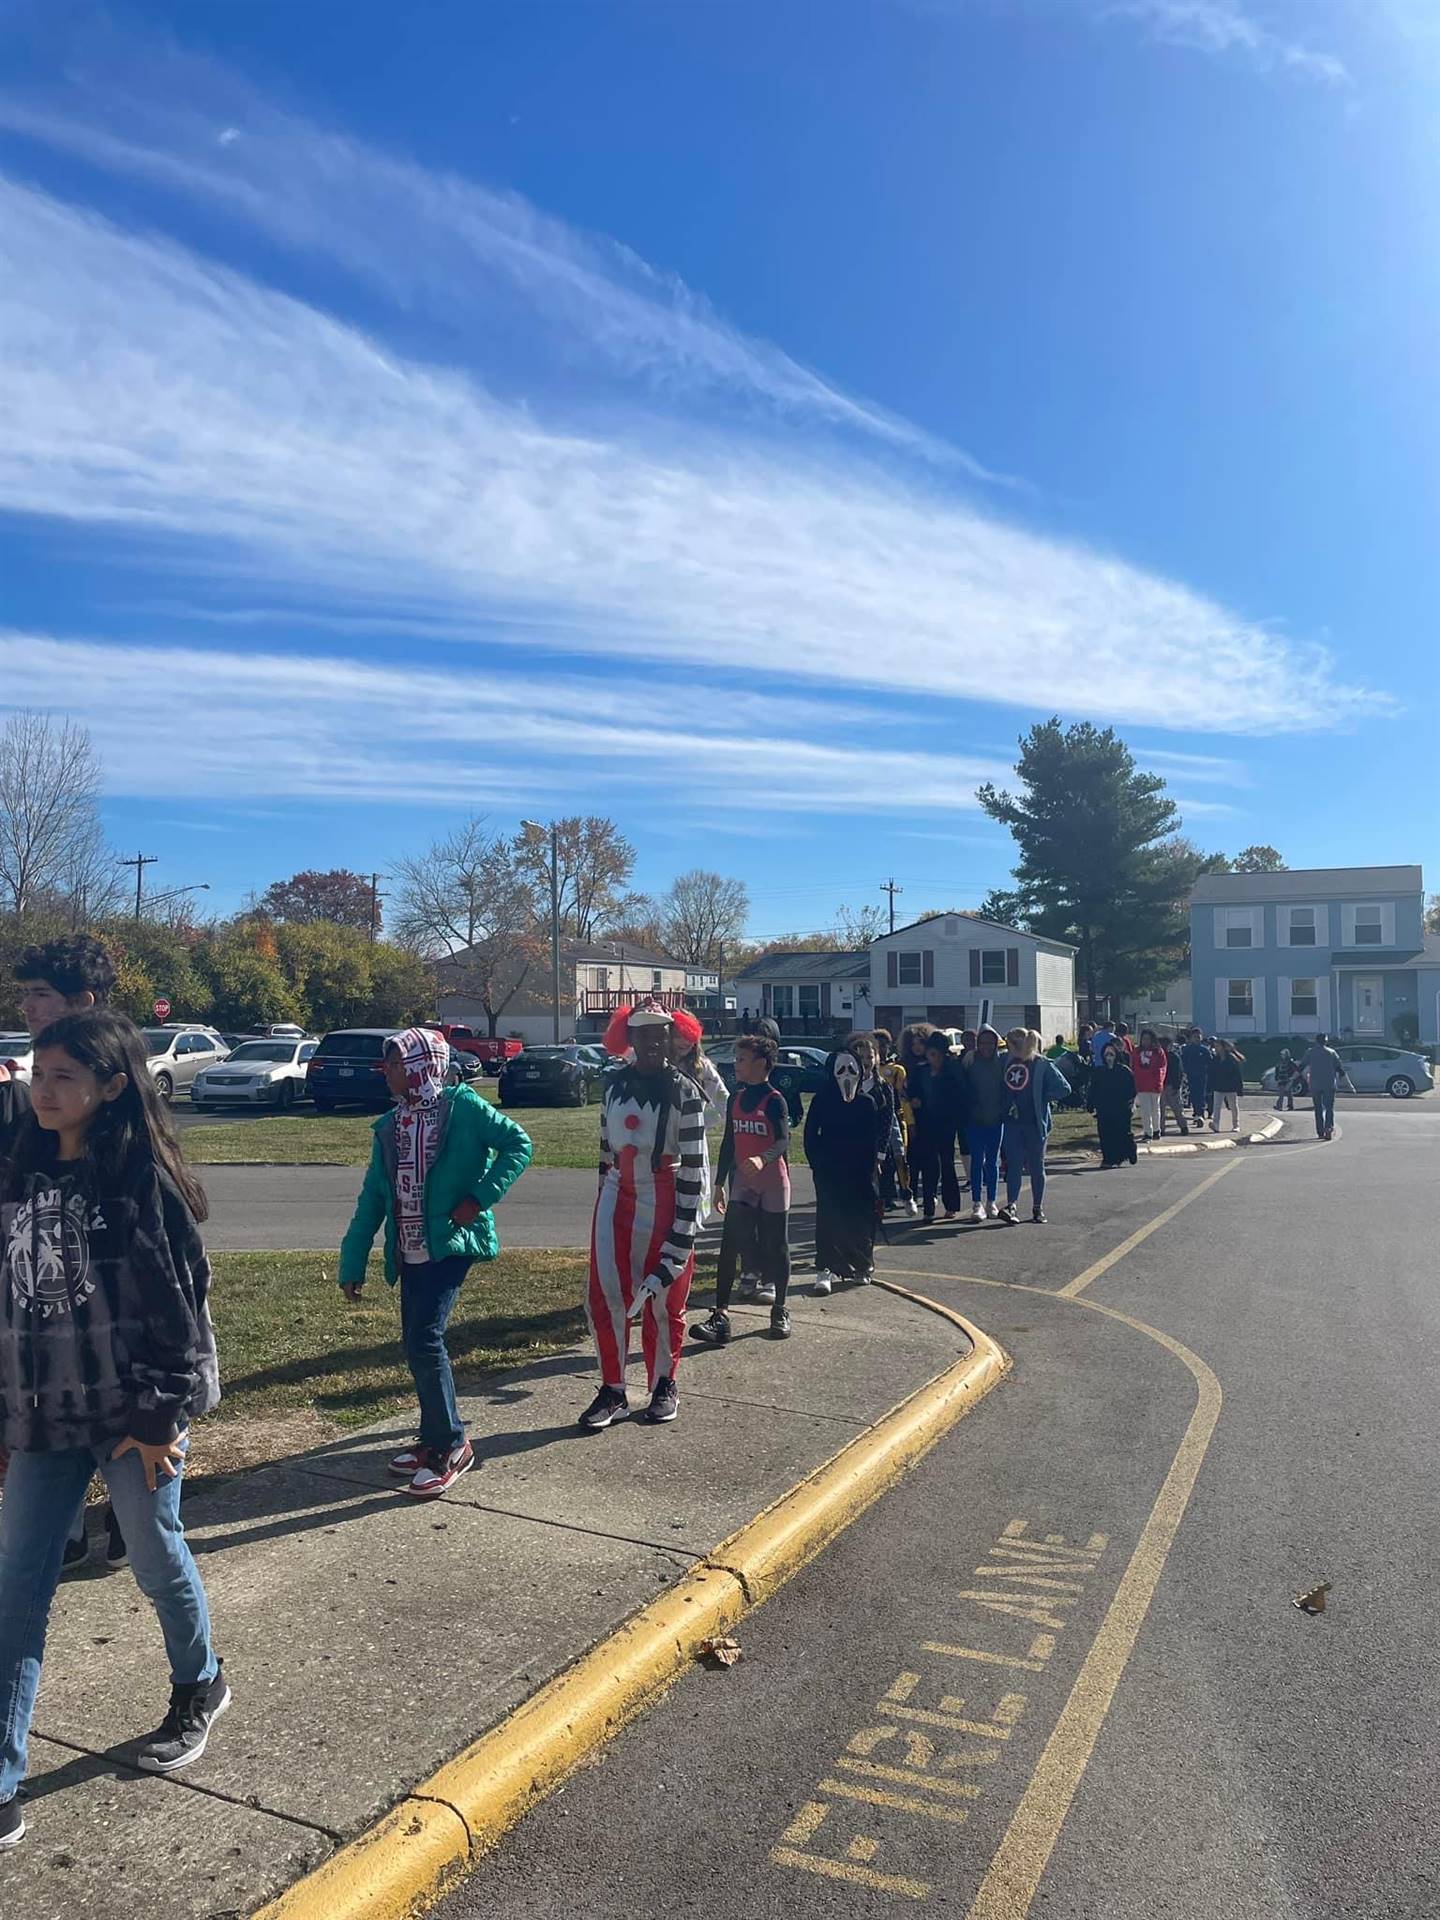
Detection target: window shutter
<box><xmin>887</xmin><ymin>951</ymin><xmax>898</xmax><ymax>989</ymax></box>
<box><xmin>1277</xmin><ymin>977</ymin><xmax>1289</xmax><ymax>1024</ymax></box>
<box><xmin>922</xmin><ymin>950</ymin><xmax>934</xmax><ymax>989</ymax></box>
<box><xmin>1006</xmin><ymin>948</ymin><xmax>1019</xmax><ymax>988</ymax></box>
<box><xmin>821</xmin><ymin>982</ymin><xmax>832</xmax><ymax>1015</ymax></box>
<box><xmin>969</xmin><ymin>949</ymin><xmax>981</xmax><ymax>988</ymax></box>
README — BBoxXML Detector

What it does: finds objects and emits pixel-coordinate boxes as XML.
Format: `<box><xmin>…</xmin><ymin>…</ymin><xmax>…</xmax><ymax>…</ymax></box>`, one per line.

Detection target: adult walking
<box><xmin>1180</xmin><ymin>1028</ymin><xmax>1211</xmax><ymax>1124</ymax></box>
<box><xmin>805</xmin><ymin>1044</ymin><xmax>888</xmax><ymax>1291</ymax></box>
<box><xmin>1092</xmin><ymin>1041</ymin><xmax>1137</xmax><ymax>1168</ymax></box>
<box><xmin>908</xmin><ymin>1032</ymin><xmax>967</xmax><ymax>1222</ymax></box>
<box><xmin>995</xmin><ymin>1029</ymin><xmax>1070</xmax><ymax>1224</ymax></box>
<box><xmin>1159</xmin><ymin>1036</ymin><xmax>1190</xmax><ymax>1136</ymax></box>
<box><xmin>1300</xmin><ymin>1034</ymin><xmax>1355</xmax><ymax>1141</ymax></box>
<box><xmin>1208</xmin><ymin>1039</ymin><xmax>1246</xmax><ymax>1132</ymax></box>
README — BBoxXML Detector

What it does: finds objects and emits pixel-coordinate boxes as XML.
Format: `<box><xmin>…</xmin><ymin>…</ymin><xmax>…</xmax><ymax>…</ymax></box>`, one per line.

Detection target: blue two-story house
<box><xmin>1190</xmin><ymin>865</ymin><xmax>1440</xmax><ymax>1047</ymax></box>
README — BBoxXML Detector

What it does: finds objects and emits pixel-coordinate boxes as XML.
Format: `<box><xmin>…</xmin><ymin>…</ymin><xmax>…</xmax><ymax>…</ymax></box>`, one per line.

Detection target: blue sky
<box><xmin>1</xmin><ymin>0</ymin><xmax>1436</xmax><ymax>938</ymax></box>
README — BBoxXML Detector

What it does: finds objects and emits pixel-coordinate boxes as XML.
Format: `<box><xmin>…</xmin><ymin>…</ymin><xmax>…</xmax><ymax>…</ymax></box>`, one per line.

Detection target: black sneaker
<box><xmin>690</xmin><ymin>1309</ymin><xmax>732</xmax><ymax>1346</ymax></box>
<box><xmin>0</xmin><ymin>1794</ymin><xmax>24</xmax><ymax>1850</ymax></box>
<box><xmin>1032</xmin><ymin>1208</ymin><xmax>1047</xmax><ymax>1224</ymax></box>
<box><xmin>104</xmin><ymin>1511</ymin><xmax>128</xmax><ymax>1571</ymax></box>
<box><xmin>136</xmin><ymin>1663</ymin><xmax>231</xmax><ymax>1774</ymax></box>
<box><xmin>579</xmin><ymin>1385</ymin><xmax>630</xmax><ymax>1431</ymax></box>
<box><xmin>643</xmin><ymin>1377</ymin><xmax>679</xmax><ymax>1424</ymax></box>
<box><xmin>996</xmin><ymin>1204</ymin><xmax>1018</xmax><ymax>1226</ymax></box>
<box><xmin>768</xmin><ymin>1307</ymin><xmax>792</xmax><ymax>1339</ymax></box>
<box><xmin>60</xmin><ymin>1529</ymin><xmax>92</xmax><ymax>1578</ymax></box>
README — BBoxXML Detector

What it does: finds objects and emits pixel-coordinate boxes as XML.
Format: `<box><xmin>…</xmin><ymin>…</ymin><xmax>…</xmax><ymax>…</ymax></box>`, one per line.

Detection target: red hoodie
<box><xmin>1132</xmin><ymin>1044</ymin><xmax>1166</xmax><ymax>1093</ymax></box>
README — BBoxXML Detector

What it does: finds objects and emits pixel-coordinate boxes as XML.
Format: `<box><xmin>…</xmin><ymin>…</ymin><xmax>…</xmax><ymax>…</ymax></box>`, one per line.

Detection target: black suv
<box><xmin>306</xmin><ymin>1027</ymin><xmax>407</xmax><ymax>1111</ymax></box>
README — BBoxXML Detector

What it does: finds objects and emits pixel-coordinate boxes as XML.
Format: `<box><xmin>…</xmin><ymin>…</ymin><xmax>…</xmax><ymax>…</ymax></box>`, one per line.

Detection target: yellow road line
<box><xmin>1057</xmin><ymin>1159</ymin><xmax>1240</xmax><ymax>1296</ymax></box>
<box><xmin>963</xmin><ymin>1301</ymin><xmax>1220</xmax><ymax>1920</ymax></box>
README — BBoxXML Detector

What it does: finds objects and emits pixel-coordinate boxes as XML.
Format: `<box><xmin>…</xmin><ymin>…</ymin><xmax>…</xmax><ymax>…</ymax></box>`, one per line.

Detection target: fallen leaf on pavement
<box><xmin>1294</xmin><ymin>1582</ymin><xmax>1331</xmax><ymax>1615</ymax></box>
<box><xmin>699</xmin><ymin>1636</ymin><xmax>743</xmax><ymax>1668</ymax></box>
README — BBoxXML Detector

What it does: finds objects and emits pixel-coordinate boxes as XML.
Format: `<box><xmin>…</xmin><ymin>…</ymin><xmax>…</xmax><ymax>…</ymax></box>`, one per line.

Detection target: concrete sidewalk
<box><xmin>4</xmin><ymin>1284</ymin><xmax>971</xmax><ymax>1920</ymax></box>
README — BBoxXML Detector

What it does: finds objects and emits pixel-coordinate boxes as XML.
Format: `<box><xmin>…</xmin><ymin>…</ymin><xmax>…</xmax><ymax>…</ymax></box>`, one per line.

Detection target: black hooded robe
<box><xmin>804</xmin><ymin>1071</ymin><xmax>888</xmax><ymax>1279</ymax></box>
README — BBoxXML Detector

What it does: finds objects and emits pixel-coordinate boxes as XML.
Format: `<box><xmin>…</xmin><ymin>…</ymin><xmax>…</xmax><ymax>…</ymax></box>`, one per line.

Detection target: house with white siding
<box><xmin>869</xmin><ymin>913</ymin><xmax>1076</xmax><ymax>1041</ymax></box>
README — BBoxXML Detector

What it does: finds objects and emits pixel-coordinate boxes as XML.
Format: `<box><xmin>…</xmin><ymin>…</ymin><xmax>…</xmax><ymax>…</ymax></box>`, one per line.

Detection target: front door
<box><xmin>1353</xmin><ymin>974</ymin><xmax>1384</xmax><ymax>1037</ymax></box>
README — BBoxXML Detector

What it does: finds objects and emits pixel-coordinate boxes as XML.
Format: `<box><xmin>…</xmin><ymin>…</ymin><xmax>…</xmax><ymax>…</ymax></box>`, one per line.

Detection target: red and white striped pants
<box><xmin>587</xmin><ymin>1163</ymin><xmax>693</xmax><ymax>1391</ymax></box>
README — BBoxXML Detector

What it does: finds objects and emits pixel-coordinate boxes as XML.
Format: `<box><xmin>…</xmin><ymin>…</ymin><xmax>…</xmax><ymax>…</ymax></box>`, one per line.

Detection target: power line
<box><xmin>881</xmin><ymin>879</ymin><xmax>903</xmax><ymax>934</ymax></box>
<box><xmin>118</xmin><ymin>851</ymin><xmax>160</xmax><ymax>921</ymax></box>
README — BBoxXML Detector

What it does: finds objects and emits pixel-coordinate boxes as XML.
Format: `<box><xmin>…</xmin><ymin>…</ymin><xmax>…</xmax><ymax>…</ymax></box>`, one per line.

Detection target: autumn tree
<box><xmin>1229</xmin><ymin>845</ymin><xmax>1286</xmax><ymax>874</ymax></box>
<box><xmin>396</xmin><ymin>817</ymin><xmax>544</xmax><ymax>1036</ymax></box>
<box><xmin>513</xmin><ymin>817</ymin><xmax>635</xmax><ymax>941</ymax></box>
<box><xmin>833</xmin><ymin>901</ymin><xmax>886</xmax><ymax>946</ymax></box>
<box><xmin>260</xmin><ymin>869</ymin><xmax>379</xmax><ymax>933</ymax></box>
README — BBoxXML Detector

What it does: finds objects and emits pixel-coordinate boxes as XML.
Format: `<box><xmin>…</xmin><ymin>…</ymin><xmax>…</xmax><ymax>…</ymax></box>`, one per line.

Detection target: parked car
<box><xmin>1261</xmin><ymin>1042</ymin><xmax>1434</xmax><ymax>1100</ymax></box>
<box><xmin>713</xmin><ymin>1042</ymin><xmax>831</xmax><ymax>1102</ymax></box>
<box><xmin>0</xmin><ymin>1033</ymin><xmax>34</xmax><ymax>1085</ymax></box>
<box><xmin>428</xmin><ymin>1024</ymin><xmax>525</xmax><ymax>1075</ymax></box>
<box><xmin>445</xmin><ymin>1046</ymin><xmax>485</xmax><ymax>1086</ymax></box>
<box><xmin>142</xmin><ymin>1027</ymin><xmax>230</xmax><ymax>1102</ymax></box>
<box><xmin>306</xmin><ymin>1027</ymin><xmax>409</xmax><ymax>1111</ymax></box>
<box><xmin>498</xmin><ymin>1044</ymin><xmax>606</xmax><ymax>1107</ymax></box>
<box><xmin>191</xmin><ymin>1037</ymin><xmax>319</xmax><ymax>1110</ymax></box>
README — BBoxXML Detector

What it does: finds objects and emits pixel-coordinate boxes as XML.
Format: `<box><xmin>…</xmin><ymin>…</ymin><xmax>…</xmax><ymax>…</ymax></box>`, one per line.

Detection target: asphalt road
<box><xmin>437</xmin><ymin>1099</ymin><xmax>1440</xmax><ymax>1920</ymax></box>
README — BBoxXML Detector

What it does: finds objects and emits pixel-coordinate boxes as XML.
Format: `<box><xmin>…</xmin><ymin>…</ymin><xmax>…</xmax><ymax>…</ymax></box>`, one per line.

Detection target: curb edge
<box><xmin>254</xmin><ymin>1292</ymin><xmax>1006</xmax><ymax>1920</ymax></box>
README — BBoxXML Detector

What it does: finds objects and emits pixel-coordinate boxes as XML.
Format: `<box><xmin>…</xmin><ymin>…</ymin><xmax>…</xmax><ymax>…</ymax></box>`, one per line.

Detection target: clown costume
<box><xmin>580</xmin><ymin>1005</ymin><xmax>708</xmax><ymax>1430</ymax></box>
<box><xmin>803</xmin><ymin>1047</ymin><xmax>889</xmax><ymax>1295</ymax></box>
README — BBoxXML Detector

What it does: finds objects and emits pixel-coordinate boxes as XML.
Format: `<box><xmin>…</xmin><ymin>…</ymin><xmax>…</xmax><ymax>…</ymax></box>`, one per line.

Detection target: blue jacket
<box><xmin>1180</xmin><ymin>1042</ymin><xmax>1211</xmax><ymax>1087</ymax></box>
<box><xmin>1002</xmin><ymin>1056</ymin><xmax>1071</xmax><ymax>1136</ymax></box>
<box><xmin>1089</xmin><ymin>1028</ymin><xmax>1118</xmax><ymax>1065</ymax></box>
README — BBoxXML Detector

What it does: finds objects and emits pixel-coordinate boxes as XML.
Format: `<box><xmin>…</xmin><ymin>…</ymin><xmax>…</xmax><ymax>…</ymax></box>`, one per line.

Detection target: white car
<box><xmin>0</xmin><ymin>1034</ymin><xmax>34</xmax><ymax>1085</ymax></box>
<box><xmin>191</xmin><ymin>1037</ymin><xmax>318</xmax><ymax>1110</ymax></box>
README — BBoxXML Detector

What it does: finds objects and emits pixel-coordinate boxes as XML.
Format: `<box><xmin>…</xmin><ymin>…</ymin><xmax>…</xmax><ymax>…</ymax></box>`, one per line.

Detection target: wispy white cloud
<box><xmin>0</xmin><ymin>176</ymin><xmax>1386</xmax><ymax>734</ymax></box>
<box><xmin>0</xmin><ymin>631</ymin><xmax>1012</xmax><ymax>815</ymax></box>
<box><xmin>0</xmin><ymin>43</ymin><xmax>992</xmax><ymax>470</ymax></box>
<box><xmin>1135</xmin><ymin>747</ymin><xmax>1247</xmax><ymax>786</ymax></box>
<box><xmin>1102</xmin><ymin>1</ymin><xmax>1349</xmax><ymax>84</ymax></box>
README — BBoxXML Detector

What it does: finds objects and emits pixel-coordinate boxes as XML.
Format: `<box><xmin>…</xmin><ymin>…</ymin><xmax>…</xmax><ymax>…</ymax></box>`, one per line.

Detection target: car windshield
<box><xmin>142</xmin><ymin>1031</ymin><xmax>176</xmax><ymax>1056</ymax></box>
<box><xmin>522</xmin><ymin>1047</ymin><xmax>578</xmax><ymax>1061</ymax></box>
<box><xmin>0</xmin><ymin>1035</ymin><xmax>29</xmax><ymax>1050</ymax></box>
<box><xmin>315</xmin><ymin>1032</ymin><xmax>392</xmax><ymax>1059</ymax></box>
<box><xmin>225</xmin><ymin>1043</ymin><xmax>296</xmax><ymax>1063</ymax></box>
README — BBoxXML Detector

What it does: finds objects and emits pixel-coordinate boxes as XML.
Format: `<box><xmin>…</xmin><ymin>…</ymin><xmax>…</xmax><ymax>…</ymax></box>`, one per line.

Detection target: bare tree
<box><xmin>513</xmin><ymin>816</ymin><xmax>635</xmax><ymax>941</ymax></box>
<box><xmin>659</xmin><ymin>870</ymin><xmax>750</xmax><ymax>966</ymax></box>
<box><xmin>53</xmin><ymin>825</ymin><xmax>125</xmax><ymax>927</ymax></box>
<box><xmin>601</xmin><ymin>891</ymin><xmax>669</xmax><ymax>954</ymax></box>
<box><xmin>833</xmin><ymin>901</ymin><xmax>886</xmax><ymax>946</ymax></box>
<box><xmin>394</xmin><ymin>817</ymin><xmax>538</xmax><ymax>955</ymax></box>
<box><xmin>0</xmin><ymin>712</ymin><xmax>107</xmax><ymax>917</ymax></box>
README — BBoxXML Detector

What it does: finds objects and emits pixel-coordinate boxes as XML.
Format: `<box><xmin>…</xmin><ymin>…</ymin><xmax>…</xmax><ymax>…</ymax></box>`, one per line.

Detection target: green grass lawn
<box><xmin>185</xmin><ymin>1247</ymin><xmax>589</xmax><ymax>1481</ymax></box>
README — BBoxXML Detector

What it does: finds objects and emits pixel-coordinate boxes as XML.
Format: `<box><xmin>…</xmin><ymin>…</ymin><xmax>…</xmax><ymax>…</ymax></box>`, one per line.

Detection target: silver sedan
<box><xmin>191</xmin><ymin>1038</ymin><xmax>318</xmax><ymax>1110</ymax></box>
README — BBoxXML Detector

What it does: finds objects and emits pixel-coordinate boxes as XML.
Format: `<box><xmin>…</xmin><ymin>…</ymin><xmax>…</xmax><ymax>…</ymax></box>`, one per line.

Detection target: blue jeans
<box><xmin>967</xmin><ymin>1124</ymin><xmax>1002</xmax><ymax>1205</ymax></box>
<box><xmin>1313</xmin><ymin>1088</ymin><xmax>1335</xmax><ymax>1135</ymax></box>
<box><xmin>0</xmin><ymin>1435</ymin><xmax>215</xmax><ymax>1800</ymax></box>
<box><xmin>399</xmin><ymin>1257</ymin><xmax>471</xmax><ymax>1453</ymax></box>
<box><xmin>1002</xmin><ymin>1122</ymin><xmax>1046</xmax><ymax>1210</ymax></box>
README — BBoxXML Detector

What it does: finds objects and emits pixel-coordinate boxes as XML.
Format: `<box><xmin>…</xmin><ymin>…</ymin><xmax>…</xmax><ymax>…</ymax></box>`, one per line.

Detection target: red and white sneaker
<box><xmin>388</xmin><ymin>1446</ymin><xmax>426</xmax><ymax>1479</ymax></box>
<box><xmin>405</xmin><ymin>1441</ymin><xmax>474</xmax><ymax>1500</ymax></box>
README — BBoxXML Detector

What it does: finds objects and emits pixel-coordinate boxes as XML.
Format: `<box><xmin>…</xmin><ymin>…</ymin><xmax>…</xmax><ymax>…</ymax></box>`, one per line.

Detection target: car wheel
<box><xmin>573</xmin><ymin>1079</ymin><xmax>590</xmax><ymax>1107</ymax></box>
<box><xmin>313</xmin><ymin>1097</ymin><xmax>336</xmax><ymax>1113</ymax></box>
<box><xmin>154</xmin><ymin>1071</ymin><xmax>173</xmax><ymax>1103</ymax></box>
<box><xmin>277</xmin><ymin>1081</ymin><xmax>296</xmax><ymax>1109</ymax></box>
<box><xmin>1386</xmin><ymin>1075</ymin><xmax>1415</xmax><ymax>1099</ymax></box>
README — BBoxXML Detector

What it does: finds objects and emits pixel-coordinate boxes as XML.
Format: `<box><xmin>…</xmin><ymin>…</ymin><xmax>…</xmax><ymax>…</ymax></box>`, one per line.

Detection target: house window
<box><xmin>771</xmin><ymin>985</ymin><xmax>794</xmax><ymax>1019</ymax></box>
<box><xmin>1354</xmin><ymin>912</ymin><xmax>1384</xmax><ymax>946</ymax></box>
<box><xmin>1227</xmin><ymin>979</ymin><xmax>1254</xmax><ymax>1019</ymax></box>
<box><xmin>897</xmin><ymin>951</ymin><xmax>923</xmax><ymax>986</ymax></box>
<box><xmin>1287</xmin><ymin>908</ymin><xmax>1316</xmax><ymax>947</ymax></box>
<box><xmin>594</xmin><ymin>967</ymin><xmax>610</xmax><ymax>991</ymax></box>
<box><xmin>1225</xmin><ymin>924</ymin><xmax>1252</xmax><ymax>949</ymax></box>
<box><xmin>652</xmin><ymin>970</ymin><xmax>663</xmax><ymax>989</ymax></box>
<box><xmin>980</xmin><ymin>950</ymin><xmax>1007</xmax><ymax>985</ymax></box>
<box><xmin>1291</xmin><ymin>979</ymin><xmax>1319</xmax><ymax>1018</ymax></box>
<box><xmin>798</xmin><ymin>985</ymin><xmax>821</xmax><ymax>1017</ymax></box>
<box><xmin>1216</xmin><ymin>907</ymin><xmax>1261</xmax><ymax>949</ymax></box>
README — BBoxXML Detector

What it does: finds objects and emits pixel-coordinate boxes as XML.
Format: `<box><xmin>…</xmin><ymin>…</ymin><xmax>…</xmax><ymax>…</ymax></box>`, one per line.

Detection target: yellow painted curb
<box><xmin>256</xmin><ymin>1291</ymin><xmax>1007</xmax><ymax>1920</ymax></box>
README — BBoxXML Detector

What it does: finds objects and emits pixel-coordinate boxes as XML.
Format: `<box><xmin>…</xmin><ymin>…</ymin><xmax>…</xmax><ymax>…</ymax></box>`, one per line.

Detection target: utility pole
<box><xmin>523</xmin><ymin>820</ymin><xmax>563</xmax><ymax>1042</ymax></box>
<box><xmin>119</xmin><ymin>852</ymin><xmax>160</xmax><ymax>921</ymax></box>
<box><xmin>881</xmin><ymin>878</ymin><xmax>903</xmax><ymax>935</ymax></box>
<box><xmin>367</xmin><ymin>872</ymin><xmax>388</xmax><ymax>943</ymax></box>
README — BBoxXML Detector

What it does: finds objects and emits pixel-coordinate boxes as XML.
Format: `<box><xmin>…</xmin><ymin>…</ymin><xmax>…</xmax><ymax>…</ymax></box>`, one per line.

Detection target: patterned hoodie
<box><xmin>0</xmin><ymin>1152</ymin><xmax>219</xmax><ymax>1452</ymax></box>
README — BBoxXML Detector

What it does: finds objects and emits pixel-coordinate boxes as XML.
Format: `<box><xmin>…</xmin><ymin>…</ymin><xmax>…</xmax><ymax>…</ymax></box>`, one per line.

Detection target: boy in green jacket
<box><xmin>338</xmin><ymin>1028</ymin><xmax>532</xmax><ymax>1499</ymax></box>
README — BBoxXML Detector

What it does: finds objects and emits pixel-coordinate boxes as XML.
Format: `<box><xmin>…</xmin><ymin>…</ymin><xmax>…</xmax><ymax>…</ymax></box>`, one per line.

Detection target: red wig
<box><xmin>600</xmin><ymin>1002</ymin><xmax>704</xmax><ymax>1056</ymax></box>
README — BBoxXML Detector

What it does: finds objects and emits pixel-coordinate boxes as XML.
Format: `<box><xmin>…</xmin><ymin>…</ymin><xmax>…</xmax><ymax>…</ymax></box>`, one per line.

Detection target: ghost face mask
<box><xmin>832</xmin><ymin>1051</ymin><xmax>862</xmax><ymax>1103</ymax></box>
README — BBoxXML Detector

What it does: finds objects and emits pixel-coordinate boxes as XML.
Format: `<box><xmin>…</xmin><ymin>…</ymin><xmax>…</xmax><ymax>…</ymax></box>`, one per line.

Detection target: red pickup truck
<box><xmin>426</xmin><ymin>1024</ymin><xmax>524</xmax><ymax>1073</ymax></box>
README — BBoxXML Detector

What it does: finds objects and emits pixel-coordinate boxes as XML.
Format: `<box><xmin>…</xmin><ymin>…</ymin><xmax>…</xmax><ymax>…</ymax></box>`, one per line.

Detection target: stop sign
<box><xmin>153</xmin><ymin>997</ymin><xmax>172</xmax><ymax>1021</ymax></box>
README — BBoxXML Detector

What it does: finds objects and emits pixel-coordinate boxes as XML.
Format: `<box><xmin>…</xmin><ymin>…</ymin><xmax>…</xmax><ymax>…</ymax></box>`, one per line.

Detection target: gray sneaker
<box><xmin>579</xmin><ymin>1385</ymin><xmax>630</xmax><ymax>1431</ymax></box>
<box><xmin>768</xmin><ymin>1307</ymin><xmax>792</xmax><ymax>1339</ymax></box>
<box><xmin>137</xmin><ymin>1664</ymin><xmax>231</xmax><ymax>1774</ymax></box>
<box><xmin>643</xmin><ymin>1377</ymin><xmax>679</xmax><ymax>1424</ymax></box>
